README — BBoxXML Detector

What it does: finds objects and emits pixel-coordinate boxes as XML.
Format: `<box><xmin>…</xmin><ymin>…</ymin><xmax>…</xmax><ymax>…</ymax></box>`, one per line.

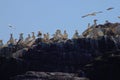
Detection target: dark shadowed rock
<box><xmin>11</xmin><ymin>71</ymin><xmax>89</xmax><ymax>80</ymax></box>
<box><xmin>84</xmin><ymin>53</ymin><xmax>120</xmax><ymax>80</ymax></box>
<box><xmin>0</xmin><ymin>56</ymin><xmax>27</xmax><ymax>80</ymax></box>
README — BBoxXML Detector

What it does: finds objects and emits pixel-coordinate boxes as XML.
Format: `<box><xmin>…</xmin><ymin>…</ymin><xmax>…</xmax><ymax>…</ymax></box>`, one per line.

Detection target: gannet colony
<box><xmin>1</xmin><ymin>20</ymin><xmax>120</xmax><ymax>80</ymax></box>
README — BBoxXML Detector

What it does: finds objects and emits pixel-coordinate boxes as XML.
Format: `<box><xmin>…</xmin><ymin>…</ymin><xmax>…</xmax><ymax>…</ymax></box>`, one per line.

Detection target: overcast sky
<box><xmin>0</xmin><ymin>0</ymin><xmax>120</xmax><ymax>43</ymax></box>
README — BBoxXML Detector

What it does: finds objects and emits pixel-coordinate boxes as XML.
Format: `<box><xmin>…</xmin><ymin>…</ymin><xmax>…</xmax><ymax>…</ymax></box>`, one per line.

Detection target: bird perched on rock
<box><xmin>93</xmin><ymin>19</ymin><xmax>98</xmax><ymax>27</ymax></box>
<box><xmin>55</xmin><ymin>29</ymin><xmax>63</xmax><ymax>40</ymax></box>
<box><xmin>88</xmin><ymin>23</ymin><xmax>91</xmax><ymax>28</ymax></box>
<box><xmin>32</xmin><ymin>32</ymin><xmax>36</xmax><ymax>39</ymax></box>
<box><xmin>46</xmin><ymin>32</ymin><xmax>50</xmax><ymax>40</ymax></box>
<box><xmin>81</xmin><ymin>11</ymin><xmax>103</xmax><ymax>18</ymax></box>
<box><xmin>24</xmin><ymin>34</ymin><xmax>32</xmax><ymax>44</ymax></box>
<box><xmin>7</xmin><ymin>33</ymin><xmax>15</xmax><ymax>46</ymax></box>
<box><xmin>19</xmin><ymin>33</ymin><xmax>24</xmax><ymax>41</ymax></box>
<box><xmin>0</xmin><ymin>40</ymin><xmax>3</xmax><ymax>48</ymax></box>
<box><xmin>72</xmin><ymin>30</ymin><xmax>79</xmax><ymax>39</ymax></box>
<box><xmin>106</xmin><ymin>7</ymin><xmax>114</xmax><ymax>11</ymax></box>
<box><xmin>17</xmin><ymin>33</ymin><xmax>24</xmax><ymax>45</ymax></box>
<box><xmin>43</xmin><ymin>33</ymin><xmax>49</xmax><ymax>42</ymax></box>
<box><xmin>63</xmin><ymin>30</ymin><xmax>68</xmax><ymax>40</ymax></box>
<box><xmin>25</xmin><ymin>32</ymin><xmax>36</xmax><ymax>47</ymax></box>
<box><xmin>37</xmin><ymin>31</ymin><xmax>42</xmax><ymax>38</ymax></box>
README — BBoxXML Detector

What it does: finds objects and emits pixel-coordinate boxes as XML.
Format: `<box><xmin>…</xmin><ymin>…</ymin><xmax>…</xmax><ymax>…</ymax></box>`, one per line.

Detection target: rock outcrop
<box><xmin>0</xmin><ymin>22</ymin><xmax>120</xmax><ymax>80</ymax></box>
<box><xmin>11</xmin><ymin>71</ymin><xmax>89</xmax><ymax>80</ymax></box>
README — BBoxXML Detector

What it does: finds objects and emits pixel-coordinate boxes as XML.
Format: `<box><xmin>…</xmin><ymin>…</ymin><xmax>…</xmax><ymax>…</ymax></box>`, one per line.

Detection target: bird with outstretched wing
<box><xmin>106</xmin><ymin>7</ymin><xmax>114</xmax><ymax>11</ymax></box>
<box><xmin>81</xmin><ymin>11</ymin><xmax>103</xmax><ymax>18</ymax></box>
<box><xmin>8</xmin><ymin>24</ymin><xmax>15</xmax><ymax>29</ymax></box>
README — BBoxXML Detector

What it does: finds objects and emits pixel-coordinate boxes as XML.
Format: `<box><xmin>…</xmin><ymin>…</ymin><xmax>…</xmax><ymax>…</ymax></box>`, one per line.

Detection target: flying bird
<box><xmin>118</xmin><ymin>16</ymin><xmax>120</xmax><ymax>19</ymax></box>
<box><xmin>81</xmin><ymin>15</ymin><xmax>89</xmax><ymax>18</ymax></box>
<box><xmin>8</xmin><ymin>24</ymin><xmax>15</xmax><ymax>29</ymax></box>
<box><xmin>81</xmin><ymin>11</ymin><xmax>103</xmax><ymax>18</ymax></box>
<box><xmin>106</xmin><ymin>7</ymin><xmax>114</xmax><ymax>11</ymax></box>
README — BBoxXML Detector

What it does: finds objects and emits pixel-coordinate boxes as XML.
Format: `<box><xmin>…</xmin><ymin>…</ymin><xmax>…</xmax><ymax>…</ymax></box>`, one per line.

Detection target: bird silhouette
<box><xmin>118</xmin><ymin>16</ymin><xmax>120</xmax><ymax>19</ymax></box>
<box><xmin>81</xmin><ymin>11</ymin><xmax>103</xmax><ymax>18</ymax></box>
<box><xmin>106</xmin><ymin>7</ymin><xmax>114</xmax><ymax>11</ymax></box>
<box><xmin>8</xmin><ymin>24</ymin><xmax>15</xmax><ymax>29</ymax></box>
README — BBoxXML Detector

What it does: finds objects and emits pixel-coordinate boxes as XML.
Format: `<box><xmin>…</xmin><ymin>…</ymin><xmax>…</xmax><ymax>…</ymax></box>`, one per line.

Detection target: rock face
<box><xmin>22</xmin><ymin>39</ymin><xmax>94</xmax><ymax>72</ymax></box>
<box><xmin>0</xmin><ymin>56</ymin><xmax>27</xmax><ymax>80</ymax></box>
<box><xmin>11</xmin><ymin>71</ymin><xmax>89</xmax><ymax>80</ymax></box>
<box><xmin>0</xmin><ymin>22</ymin><xmax>120</xmax><ymax>80</ymax></box>
<box><xmin>84</xmin><ymin>54</ymin><xmax>120</xmax><ymax>80</ymax></box>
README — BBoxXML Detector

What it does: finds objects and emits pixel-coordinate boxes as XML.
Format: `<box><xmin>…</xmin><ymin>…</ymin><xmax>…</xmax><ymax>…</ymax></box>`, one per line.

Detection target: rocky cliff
<box><xmin>0</xmin><ymin>22</ymin><xmax>120</xmax><ymax>80</ymax></box>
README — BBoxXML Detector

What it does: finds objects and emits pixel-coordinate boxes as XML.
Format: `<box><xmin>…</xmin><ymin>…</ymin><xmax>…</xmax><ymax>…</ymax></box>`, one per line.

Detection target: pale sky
<box><xmin>0</xmin><ymin>0</ymin><xmax>120</xmax><ymax>43</ymax></box>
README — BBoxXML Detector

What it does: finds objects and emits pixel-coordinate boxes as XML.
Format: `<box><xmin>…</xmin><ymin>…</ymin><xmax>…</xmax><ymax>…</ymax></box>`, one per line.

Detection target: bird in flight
<box><xmin>118</xmin><ymin>16</ymin><xmax>120</xmax><ymax>19</ymax></box>
<box><xmin>81</xmin><ymin>11</ymin><xmax>103</xmax><ymax>18</ymax></box>
<box><xmin>106</xmin><ymin>7</ymin><xmax>114</xmax><ymax>11</ymax></box>
<box><xmin>8</xmin><ymin>24</ymin><xmax>15</xmax><ymax>29</ymax></box>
